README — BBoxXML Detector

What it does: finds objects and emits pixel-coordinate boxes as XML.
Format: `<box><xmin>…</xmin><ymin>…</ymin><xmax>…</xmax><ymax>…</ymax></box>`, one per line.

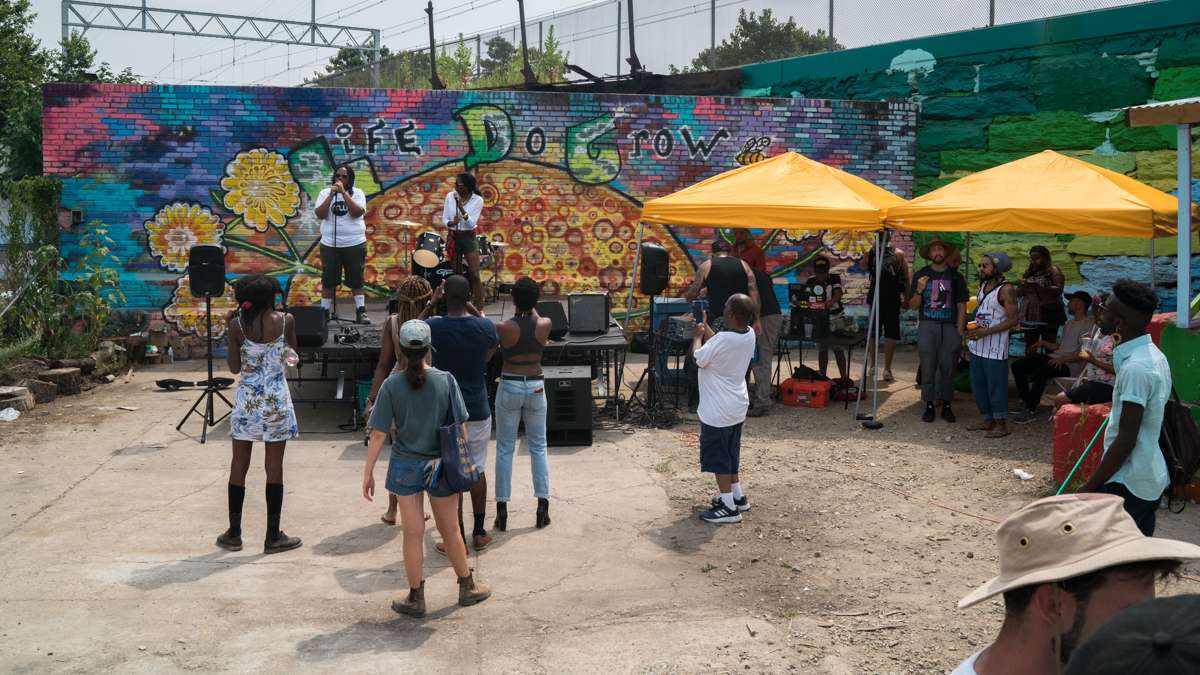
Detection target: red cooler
<box><xmin>1052</xmin><ymin>403</ymin><xmax>1112</xmax><ymax>485</ymax></box>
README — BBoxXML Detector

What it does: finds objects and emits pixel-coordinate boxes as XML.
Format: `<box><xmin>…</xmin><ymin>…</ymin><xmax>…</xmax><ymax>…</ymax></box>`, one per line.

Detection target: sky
<box><xmin>31</xmin><ymin>0</ymin><xmax>1150</xmax><ymax>87</ymax></box>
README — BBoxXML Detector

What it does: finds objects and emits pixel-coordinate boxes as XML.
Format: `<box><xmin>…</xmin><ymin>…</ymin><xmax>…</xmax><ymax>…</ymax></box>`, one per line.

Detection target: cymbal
<box><xmin>397</xmin><ymin>220</ymin><xmax>424</xmax><ymax>228</ymax></box>
<box><xmin>489</xmin><ymin>241</ymin><xmax>510</xmax><ymax>247</ymax></box>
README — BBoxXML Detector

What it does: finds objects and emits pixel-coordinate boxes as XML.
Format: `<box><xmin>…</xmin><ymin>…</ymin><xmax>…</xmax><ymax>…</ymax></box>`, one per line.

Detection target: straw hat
<box><xmin>919</xmin><ymin>238</ymin><xmax>958</xmax><ymax>260</ymax></box>
<box><xmin>958</xmin><ymin>494</ymin><xmax>1200</xmax><ymax>609</ymax></box>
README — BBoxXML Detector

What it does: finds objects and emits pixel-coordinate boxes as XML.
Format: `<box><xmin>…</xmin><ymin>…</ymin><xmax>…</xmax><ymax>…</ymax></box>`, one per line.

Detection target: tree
<box><xmin>436</xmin><ymin>35</ymin><xmax>476</xmax><ymax>89</ymax></box>
<box><xmin>479</xmin><ymin>36</ymin><xmax>515</xmax><ymax>78</ymax></box>
<box><xmin>532</xmin><ymin>26</ymin><xmax>567</xmax><ymax>82</ymax></box>
<box><xmin>677</xmin><ymin>9</ymin><xmax>840</xmax><ymax>73</ymax></box>
<box><xmin>50</xmin><ymin>33</ymin><xmax>141</xmax><ymax>84</ymax></box>
<box><xmin>317</xmin><ymin>45</ymin><xmax>394</xmax><ymax>78</ymax></box>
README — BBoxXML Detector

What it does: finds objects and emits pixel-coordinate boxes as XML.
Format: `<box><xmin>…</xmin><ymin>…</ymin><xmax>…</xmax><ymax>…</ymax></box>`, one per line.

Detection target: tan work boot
<box><xmin>391</xmin><ymin>581</ymin><xmax>426</xmax><ymax>618</ymax></box>
<box><xmin>457</xmin><ymin>571</ymin><xmax>491</xmax><ymax>607</ymax></box>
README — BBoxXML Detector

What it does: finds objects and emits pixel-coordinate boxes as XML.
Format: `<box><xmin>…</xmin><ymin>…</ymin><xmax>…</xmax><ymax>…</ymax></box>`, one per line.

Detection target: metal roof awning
<box><xmin>1125</xmin><ymin>96</ymin><xmax>1200</xmax><ymax>127</ymax></box>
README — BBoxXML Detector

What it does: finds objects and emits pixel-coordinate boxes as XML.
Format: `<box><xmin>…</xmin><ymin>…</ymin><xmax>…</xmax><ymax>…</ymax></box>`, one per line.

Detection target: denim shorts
<box><xmin>385</xmin><ymin>455</ymin><xmax>455</xmax><ymax>498</ymax></box>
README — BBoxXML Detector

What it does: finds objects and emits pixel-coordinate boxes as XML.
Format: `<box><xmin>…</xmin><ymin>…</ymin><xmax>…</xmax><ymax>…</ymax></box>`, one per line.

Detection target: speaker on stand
<box><xmin>625</xmin><ymin>242</ymin><xmax>675</xmax><ymax>428</ymax></box>
<box><xmin>175</xmin><ymin>245</ymin><xmax>233</xmax><ymax>443</ymax></box>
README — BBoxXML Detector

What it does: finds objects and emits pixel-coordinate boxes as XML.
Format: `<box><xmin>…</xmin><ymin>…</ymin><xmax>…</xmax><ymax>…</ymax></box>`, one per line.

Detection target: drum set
<box><xmin>409</xmin><ymin>228</ymin><xmax>508</xmax><ymax>298</ymax></box>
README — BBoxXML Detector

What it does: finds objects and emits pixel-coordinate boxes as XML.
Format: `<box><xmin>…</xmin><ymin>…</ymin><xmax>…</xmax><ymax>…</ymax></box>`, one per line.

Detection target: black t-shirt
<box><xmin>753</xmin><ymin>269</ymin><xmax>782</xmax><ymax>318</ymax></box>
<box><xmin>803</xmin><ymin>273</ymin><xmax>843</xmax><ymax>315</ymax></box>
<box><xmin>909</xmin><ymin>266</ymin><xmax>968</xmax><ymax>323</ymax></box>
<box><xmin>703</xmin><ymin>256</ymin><xmax>749</xmax><ymax>320</ymax></box>
<box><xmin>867</xmin><ymin>249</ymin><xmax>905</xmax><ymax>307</ymax></box>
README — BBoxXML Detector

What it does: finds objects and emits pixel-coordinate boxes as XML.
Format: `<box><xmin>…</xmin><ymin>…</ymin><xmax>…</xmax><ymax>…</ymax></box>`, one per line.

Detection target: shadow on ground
<box><xmin>295</xmin><ymin>610</ymin><xmax>459</xmax><ymax>661</ymax></box>
<box><xmin>126</xmin><ymin>551</ymin><xmax>265</xmax><ymax>591</ymax></box>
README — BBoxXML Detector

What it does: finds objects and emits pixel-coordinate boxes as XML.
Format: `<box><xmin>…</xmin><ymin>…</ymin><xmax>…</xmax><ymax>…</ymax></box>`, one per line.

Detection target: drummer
<box><xmin>443</xmin><ymin>172</ymin><xmax>486</xmax><ymax>309</ymax></box>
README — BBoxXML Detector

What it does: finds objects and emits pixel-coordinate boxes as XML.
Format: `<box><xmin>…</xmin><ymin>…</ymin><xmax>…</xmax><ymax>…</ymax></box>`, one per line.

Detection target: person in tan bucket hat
<box><xmin>951</xmin><ymin>493</ymin><xmax>1200</xmax><ymax>675</ymax></box>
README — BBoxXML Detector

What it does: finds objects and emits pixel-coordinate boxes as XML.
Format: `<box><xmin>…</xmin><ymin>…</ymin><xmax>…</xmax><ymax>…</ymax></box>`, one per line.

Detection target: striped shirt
<box><xmin>969</xmin><ymin>280</ymin><xmax>1011</xmax><ymax>361</ymax></box>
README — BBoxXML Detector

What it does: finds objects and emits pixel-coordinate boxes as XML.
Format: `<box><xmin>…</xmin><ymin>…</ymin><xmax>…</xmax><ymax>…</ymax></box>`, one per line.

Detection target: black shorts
<box><xmin>700</xmin><ymin>421</ymin><xmax>743</xmax><ymax>474</ymax></box>
<box><xmin>320</xmin><ymin>242</ymin><xmax>366</xmax><ymax>290</ymax></box>
<box><xmin>1066</xmin><ymin>380</ymin><xmax>1114</xmax><ymax>405</ymax></box>
<box><xmin>451</xmin><ymin>230</ymin><xmax>479</xmax><ymax>255</ymax></box>
<box><xmin>879</xmin><ymin>300</ymin><xmax>901</xmax><ymax>340</ymax></box>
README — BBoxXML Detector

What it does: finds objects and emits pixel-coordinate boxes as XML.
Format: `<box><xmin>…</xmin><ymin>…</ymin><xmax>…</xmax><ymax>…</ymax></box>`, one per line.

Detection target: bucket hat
<box><xmin>958</xmin><ymin>494</ymin><xmax>1200</xmax><ymax>609</ymax></box>
<box><xmin>919</xmin><ymin>238</ymin><xmax>958</xmax><ymax>260</ymax></box>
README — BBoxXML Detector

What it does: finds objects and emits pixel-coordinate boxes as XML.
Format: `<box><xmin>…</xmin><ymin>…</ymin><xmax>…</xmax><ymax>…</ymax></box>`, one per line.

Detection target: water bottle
<box><xmin>284</xmin><ymin>347</ymin><xmax>300</xmax><ymax>368</ymax></box>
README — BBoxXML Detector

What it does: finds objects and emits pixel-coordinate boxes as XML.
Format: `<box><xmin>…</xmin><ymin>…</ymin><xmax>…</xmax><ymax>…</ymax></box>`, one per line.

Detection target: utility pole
<box><xmin>615</xmin><ymin>0</ymin><xmax>621</xmax><ymax>76</ymax></box>
<box><xmin>828</xmin><ymin>0</ymin><xmax>834</xmax><ymax>51</ymax></box>
<box><xmin>988</xmin><ymin>0</ymin><xmax>996</xmax><ymax>27</ymax></box>
<box><xmin>625</xmin><ymin>0</ymin><xmax>643</xmax><ymax>75</ymax></box>
<box><xmin>709</xmin><ymin>0</ymin><xmax>715</xmax><ymax>70</ymax></box>
<box><xmin>425</xmin><ymin>1</ymin><xmax>444</xmax><ymax>89</ymax></box>
<box><xmin>517</xmin><ymin>0</ymin><xmax>537</xmax><ymax>86</ymax></box>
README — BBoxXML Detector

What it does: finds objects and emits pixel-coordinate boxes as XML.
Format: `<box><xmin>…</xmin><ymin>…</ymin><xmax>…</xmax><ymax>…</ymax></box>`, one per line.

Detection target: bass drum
<box><xmin>416</xmin><ymin>260</ymin><xmax>456</xmax><ymax>289</ymax></box>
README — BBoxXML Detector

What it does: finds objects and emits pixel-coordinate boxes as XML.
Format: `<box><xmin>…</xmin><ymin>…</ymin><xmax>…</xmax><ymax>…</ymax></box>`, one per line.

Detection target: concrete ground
<box><xmin>3</xmin><ymin>344</ymin><xmax>1199</xmax><ymax>673</ymax></box>
<box><xmin>0</xmin><ymin>357</ymin><xmax>788</xmax><ymax>674</ymax></box>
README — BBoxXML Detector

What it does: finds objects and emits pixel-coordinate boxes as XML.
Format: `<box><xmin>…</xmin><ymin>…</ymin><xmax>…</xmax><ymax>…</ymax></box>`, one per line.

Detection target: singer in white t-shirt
<box><xmin>314</xmin><ymin>164</ymin><xmax>370</xmax><ymax>324</ymax></box>
<box><xmin>442</xmin><ymin>172</ymin><xmax>486</xmax><ymax>308</ymax></box>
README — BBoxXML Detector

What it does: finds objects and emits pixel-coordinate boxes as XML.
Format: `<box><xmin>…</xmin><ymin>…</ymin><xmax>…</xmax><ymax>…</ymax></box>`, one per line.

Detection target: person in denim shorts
<box><xmin>361</xmin><ymin>319</ymin><xmax>491</xmax><ymax>617</ymax></box>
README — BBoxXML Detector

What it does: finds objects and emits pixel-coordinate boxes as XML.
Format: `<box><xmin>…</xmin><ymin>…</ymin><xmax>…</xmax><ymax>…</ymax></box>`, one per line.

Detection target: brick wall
<box><xmin>42</xmin><ymin>84</ymin><xmax>915</xmax><ymax>337</ymax></box>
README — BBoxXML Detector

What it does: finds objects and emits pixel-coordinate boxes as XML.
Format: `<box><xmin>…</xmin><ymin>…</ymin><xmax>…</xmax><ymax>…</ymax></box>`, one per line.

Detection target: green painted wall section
<box><xmin>740</xmin><ymin>0</ymin><xmax>1200</xmax><ymax>309</ymax></box>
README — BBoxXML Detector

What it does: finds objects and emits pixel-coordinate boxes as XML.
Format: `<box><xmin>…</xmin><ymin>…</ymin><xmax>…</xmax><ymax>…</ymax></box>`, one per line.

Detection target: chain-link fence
<box><xmin>309</xmin><ymin>0</ymin><xmax>1159</xmax><ymax>88</ymax></box>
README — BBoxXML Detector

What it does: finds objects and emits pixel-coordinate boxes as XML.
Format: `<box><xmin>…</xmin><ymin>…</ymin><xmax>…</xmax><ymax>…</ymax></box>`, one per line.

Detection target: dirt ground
<box><xmin>1</xmin><ymin>345</ymin><xmax>1198</xmax><ymax>674</ymax></box>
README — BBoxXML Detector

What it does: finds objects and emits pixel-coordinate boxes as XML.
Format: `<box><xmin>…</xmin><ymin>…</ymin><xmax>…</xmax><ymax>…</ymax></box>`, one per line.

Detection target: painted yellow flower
<box><xmin>220</xmin><ymin>148</ymin><xmax>300</xmax><ymax>232</ymax></box>
<box><xmin>822</xmin><ymin>229</ymin><xmax>875</xmax><ymax>260</ymax></box>
<box><xmin>145</xmin><ymin>202</ymin><xmax>223</xmax><ymax>272</ymax></box>
<box><xmin>163</xmin><ymin>274</ymin><xmax>236</xmax><ymax>339</ymax></box>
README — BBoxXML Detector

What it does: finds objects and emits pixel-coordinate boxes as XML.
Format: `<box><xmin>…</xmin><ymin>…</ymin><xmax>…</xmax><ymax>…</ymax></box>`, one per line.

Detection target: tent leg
<box><xmin>856</xmin><ymin>230</ymin><xmax>885</xmax><ymax>430</ymax></box>
<box><xmin>1149</xmin><ymin>238</ymin><xmax>1156</xmax><ymax>291</ymax></box>
<box><xmin>621</xmin><ymin>222</ymin><xmax>646</xmax><ymax>408</ymax></box>
<box><xmin>1178</xmin><ymin>123</ymin><xmax>1193</xmax><ymax>329</ymax></box>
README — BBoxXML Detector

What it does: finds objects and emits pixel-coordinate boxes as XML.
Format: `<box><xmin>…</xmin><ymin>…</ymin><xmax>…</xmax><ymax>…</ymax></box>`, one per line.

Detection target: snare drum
<box><xmin>413</xmin><ymin>232</ymin><xmax>445</xmax><ymax>269</ymax></box>
<box><xmin>477</xmin><ymin>235</ymin><xmax>494</xmax><ymax>268</ymax></box>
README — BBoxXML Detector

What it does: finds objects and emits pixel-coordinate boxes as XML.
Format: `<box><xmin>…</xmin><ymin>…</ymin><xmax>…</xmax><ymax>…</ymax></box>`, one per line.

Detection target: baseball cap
<box><xmin>1065</xmin><ymin>594</ymin><xmax>1200</xmax><ymax>675</ymax></box>
<box><xmin>398</xmin><ymin>319</ymin><xmax>433</xmax><ymax>350</ymax></box>
<box><xmin>958</xmin><ymin>494</ymin><xmax>1200</xmax><ymax>609</ymax></box>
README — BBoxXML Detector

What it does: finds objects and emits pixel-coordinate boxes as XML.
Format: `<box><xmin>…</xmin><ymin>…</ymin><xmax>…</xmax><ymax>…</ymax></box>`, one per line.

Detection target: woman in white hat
<box><xmin>361</xmin><ymin>319</ymin><xmax>492</xmax><ymax>617</ymax></box>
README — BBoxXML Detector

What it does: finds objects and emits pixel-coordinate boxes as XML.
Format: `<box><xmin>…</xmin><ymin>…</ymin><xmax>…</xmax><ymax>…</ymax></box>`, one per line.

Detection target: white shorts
<box><xmin>465</xmin><ymin>417</ymin><xmax>492</xmax><ymax>469</ymax></box>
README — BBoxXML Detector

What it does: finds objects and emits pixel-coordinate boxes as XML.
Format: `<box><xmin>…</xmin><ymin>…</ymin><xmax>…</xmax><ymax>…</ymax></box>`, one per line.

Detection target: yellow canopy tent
<box><xmin>633</xmin><ymin>151</ymin><xmax>905</xmax><ymax>428</ymax></box>
<box><xmin>885</xmin><ymin>150</ymin><xmax>1193</xmax><ymax>238</ymax></box>
<box><xmin>639</xmin><ymin>151</ymin><xmax>904</xmax><ymax>231</ymax></box>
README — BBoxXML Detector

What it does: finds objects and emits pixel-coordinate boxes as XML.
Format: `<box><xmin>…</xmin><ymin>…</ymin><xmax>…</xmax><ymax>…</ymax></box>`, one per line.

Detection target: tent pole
<box><xmin>1178</xmin><ymin>123</ymin><xmax>1193</xmax><ymax>328</ymax></box>
<box><xmin>856</xmin><ymin>229</ymin><xmax>885</xmax><ymax>429</ymax></box>
<box><xmin>627</xmin><ymin>222</ymin><xmax>645</xmax><ymax>331</ymax></box>
<box><xmin>1149</xmin><ymin>238</ymin><xmax>1156</xmax><ymax>291</ymax></box>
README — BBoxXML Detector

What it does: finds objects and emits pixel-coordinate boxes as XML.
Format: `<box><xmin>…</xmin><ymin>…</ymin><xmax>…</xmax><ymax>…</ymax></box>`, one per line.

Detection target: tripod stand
<box><xmin>625</xmin><ymin>295</ymin><xmax>676</xmax><ymax>428</ymax></box>
<box><xmin>176</xmin><ymin>294</ymin><xmax>233</xmax><ymax>443</ymax></box>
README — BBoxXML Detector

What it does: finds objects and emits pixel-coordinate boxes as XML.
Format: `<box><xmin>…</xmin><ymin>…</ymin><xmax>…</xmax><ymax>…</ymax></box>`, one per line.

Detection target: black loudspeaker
<box><xmin>289</xmin><ymin>306</ymin><xmax>328</xmax><ymax>347</ymax></box>
<box><xmin>543</xmin><ymin>365</ymin><xmax>593</xmax><ymax>446</ymax></box>
<box><xmin>535</xmin><ymin>301</ymin><xmax>569</xmax><ymax>341</ymax></box>
<box><xmin>639</xmin><ymin>243</ymin><xmax>669</xmax><ymax>295</ymax></box>
<box><xmin>568</xmin><ymin>292</ymin><xmax>609</xmax><ymax>334</ymax></box>
<box><xmin>188</xmin><ymin>245</ymin><xmax>226</xmax><ymax>297</ymax></box>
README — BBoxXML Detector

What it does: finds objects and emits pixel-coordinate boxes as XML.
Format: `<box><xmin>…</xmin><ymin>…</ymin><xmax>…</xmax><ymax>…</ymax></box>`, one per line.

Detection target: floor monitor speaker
<box><xmin>535</xmin><ymin>301</ymin><xmax>569</xmax><ymax>341</ymax></box>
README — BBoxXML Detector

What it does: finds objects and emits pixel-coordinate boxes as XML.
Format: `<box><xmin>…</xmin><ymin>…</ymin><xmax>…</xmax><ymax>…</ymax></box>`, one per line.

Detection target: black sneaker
<box><xmin>942</xmin><ymin>404</ymin><xmax>956</xmax><ymax>423</ymax></box>
<box><xmin>264</xmin><ymin>531</ymin><xmax>302</xmax><ymax>554</ymax></box>
<box><xmin>711</xmin><ymin>495</ymin><xmax>751</xmax><ymax>512</ymax></box>
<box><xmin>216</xmin><ymin>530</ymin><xmax>242</xmax><ymax>552</ymax></box>
<box><xmin>356</xmin><ymin>306</ymin><xmax>371</xmax><ymax>325</ymax></box>
<box><xmin>699</xmin><ymin>502</ymin><xmax>743</xmax><ymax>524</ymax></box>
<box><xmin>922</xmin><ymin>403</ymin><xmax>935</xmax><ymax>423</ymax></box>
<box><xmin>1011</xmin><ymin>408</ymin><xmax>1037</xmax><ymax>424</ymax></box>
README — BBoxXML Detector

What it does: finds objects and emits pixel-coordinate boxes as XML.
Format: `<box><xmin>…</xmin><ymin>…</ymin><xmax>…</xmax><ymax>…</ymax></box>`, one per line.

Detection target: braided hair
<box><xmin>393</xmin><ymin>276</ymin><xmax>433</xmax><ymax>322</ymax></box>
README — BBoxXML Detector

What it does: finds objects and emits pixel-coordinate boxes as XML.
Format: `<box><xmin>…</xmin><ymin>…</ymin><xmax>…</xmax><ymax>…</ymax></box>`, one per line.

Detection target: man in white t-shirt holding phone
<box><xmin>692</xmin><ymin>293</ymin><xmax>758</xmax><ymax>524</ymax></box>
<box><xmin>314</xmin><ymin>164</ymin><xmax>370</xmax><ymax>324</ymax></box>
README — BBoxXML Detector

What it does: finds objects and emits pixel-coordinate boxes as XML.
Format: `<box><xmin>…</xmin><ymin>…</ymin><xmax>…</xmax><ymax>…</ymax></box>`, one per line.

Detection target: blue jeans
<box><xmin>970</xmin><ymin>355</ymin><xmax>1010</xmax><ymax>420</ymax></box>
<box><xmin>494</xmin><ymin>378</ymin><xmax>550</xmax><ymax>502</ymax></box>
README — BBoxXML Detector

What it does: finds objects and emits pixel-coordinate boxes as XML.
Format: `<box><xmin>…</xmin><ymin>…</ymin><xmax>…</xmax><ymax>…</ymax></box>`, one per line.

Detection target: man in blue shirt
<box><xmin>1080</xmin><ymin>280</ymin><xmax>1171</xmax><ymax>536</ymax></box>
<box><xmin>428</xmin><ymin>275</ymin><xmax>499</xmax><ymax>550</ymax></box>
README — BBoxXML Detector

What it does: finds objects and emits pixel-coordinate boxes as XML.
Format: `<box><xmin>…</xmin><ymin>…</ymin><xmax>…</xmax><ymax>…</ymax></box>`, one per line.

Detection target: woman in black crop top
<box><xmin>492</xmin><ymin>278</ymin><xmax>553</xmax><ymax>530</ymax></box>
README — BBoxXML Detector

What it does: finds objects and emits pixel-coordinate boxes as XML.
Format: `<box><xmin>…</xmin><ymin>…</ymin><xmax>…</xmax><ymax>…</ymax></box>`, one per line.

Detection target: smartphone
<box><xmin>691</xmin><ymin>300</ymin><xmax>706</xmax><ymax>324</ymax></box>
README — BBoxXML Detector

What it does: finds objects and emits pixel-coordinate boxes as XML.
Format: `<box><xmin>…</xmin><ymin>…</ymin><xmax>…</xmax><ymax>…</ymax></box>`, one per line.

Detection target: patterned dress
<box><xmin>229</xmin><ymin>317</ymin><xmax>299</xmax><ymax>442</ymax></box>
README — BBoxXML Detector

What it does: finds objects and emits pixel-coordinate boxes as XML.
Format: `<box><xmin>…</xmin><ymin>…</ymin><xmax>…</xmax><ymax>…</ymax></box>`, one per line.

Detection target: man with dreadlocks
<box><xmin>365</xmin><ymin>275</ymin><xmax>434</xmax><ymax>525</ymax></box>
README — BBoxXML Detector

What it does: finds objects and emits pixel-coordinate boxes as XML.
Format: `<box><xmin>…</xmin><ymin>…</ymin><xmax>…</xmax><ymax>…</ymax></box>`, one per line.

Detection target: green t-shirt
<box><xmin>367</xmin><ymin>367</ymin><xmax>467</xmax><ymax>460</ymax></box>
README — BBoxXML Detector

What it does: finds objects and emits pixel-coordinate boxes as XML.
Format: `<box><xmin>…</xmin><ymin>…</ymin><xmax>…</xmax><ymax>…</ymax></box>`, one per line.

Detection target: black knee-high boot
<box><xmin>263</xmin><ymin>483</ymin><xmax>302</xmax><ymax>554</ymax></box>
<box><xmin>216</xmin><ymin>484</ymin><xmax>246</xmax><ymax>551</ymax></box>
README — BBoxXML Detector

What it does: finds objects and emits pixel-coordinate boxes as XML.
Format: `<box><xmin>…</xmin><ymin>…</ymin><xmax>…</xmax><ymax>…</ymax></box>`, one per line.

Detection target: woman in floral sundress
<box><xmin>217</xmin><ymin>274</ymin><xmax>302</xmax><ymax>554</ymax></box>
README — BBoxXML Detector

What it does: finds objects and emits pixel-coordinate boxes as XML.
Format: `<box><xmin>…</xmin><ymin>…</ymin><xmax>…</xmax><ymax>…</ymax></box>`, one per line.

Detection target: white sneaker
<box><xmin>882</xmin><ymin>369</ymin><xmax>894</xmax><ymax>382</ymax></box>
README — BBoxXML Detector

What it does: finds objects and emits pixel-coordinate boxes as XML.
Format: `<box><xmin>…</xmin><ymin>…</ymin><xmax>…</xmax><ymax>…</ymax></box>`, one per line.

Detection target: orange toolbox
<box><xmin>780</xmin><ymin>378</ymin><xmax>830</xmax><ymax>408</ymax></box>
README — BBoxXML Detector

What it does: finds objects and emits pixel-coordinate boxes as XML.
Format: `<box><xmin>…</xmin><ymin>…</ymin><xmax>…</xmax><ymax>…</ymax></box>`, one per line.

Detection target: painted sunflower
<box><xmin>162</xmin><ymin>274</ymin><xmax>236</xmax><ymax>339</ymax></box>
<box><xmin>821</xmin><ymin>229</ymin><xmax>875</xmax><ymax>260</ymax></box>
<box><xmin>219</xmin><ymin>148</ymin><xmax>300</xmax><ymax>232</ymax></box>
<box><xmin>145</xmin><ymin>202</ymin><xmax>222</xmax><ymax>272</ymax></box>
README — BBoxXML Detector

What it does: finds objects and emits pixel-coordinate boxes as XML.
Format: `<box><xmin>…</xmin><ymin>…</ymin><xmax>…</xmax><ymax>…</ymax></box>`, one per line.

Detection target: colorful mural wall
<box><xmin>42</xmin><ymin>85</ymin><xmax>916</xmax><ymax>337</ymax></box>
<box><xmin>742</xmin><ymin>0</ymin><xmax>1200</xmax><ymax>311</ymax></box>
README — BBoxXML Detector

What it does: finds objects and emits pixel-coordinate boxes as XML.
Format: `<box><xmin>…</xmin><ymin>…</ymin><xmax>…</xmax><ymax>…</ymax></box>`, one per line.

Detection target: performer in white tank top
<box><xmin>965</xmin><ymin>252</ymin><xmax>1020</xmax><ymax>438</ymax></box>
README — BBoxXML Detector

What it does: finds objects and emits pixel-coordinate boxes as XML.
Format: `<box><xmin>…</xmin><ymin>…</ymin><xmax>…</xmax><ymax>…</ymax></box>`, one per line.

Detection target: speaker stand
<box><xmin>176</xmin><ymin>295</ymin><xmax>233</xmax><ymax>443</ymax></box>
<box><xmin>625</xmin><ymin>294</ymin><xmax>675</xmax><ymax>429</ymax></box>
